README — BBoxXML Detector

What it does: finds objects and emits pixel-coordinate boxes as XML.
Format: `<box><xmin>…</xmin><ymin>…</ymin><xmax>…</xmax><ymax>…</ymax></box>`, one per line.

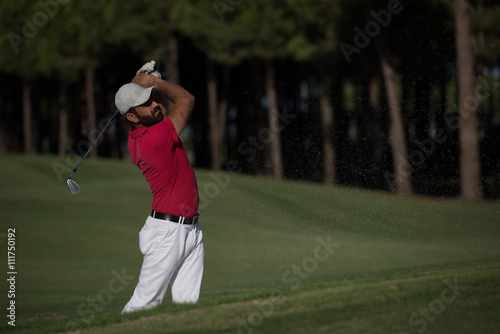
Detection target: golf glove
<box><xmin>137</xmin><ymin>60</ymin><xmax>161</xmax><ymax>79</ymax></box>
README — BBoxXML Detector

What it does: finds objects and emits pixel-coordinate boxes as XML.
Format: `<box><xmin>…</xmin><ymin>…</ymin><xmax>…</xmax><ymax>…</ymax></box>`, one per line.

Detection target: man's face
<box><xmin>133</xmin><ymin>96</ymin><xmax>163</xmax><ymax>127</ymax></box>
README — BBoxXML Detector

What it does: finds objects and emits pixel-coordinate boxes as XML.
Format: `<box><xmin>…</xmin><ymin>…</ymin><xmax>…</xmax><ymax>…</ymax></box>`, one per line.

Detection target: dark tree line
<box><xmin>0</xmin><ymin>0</ymin><xmax>499</xmax><ymax>199</ymax></box>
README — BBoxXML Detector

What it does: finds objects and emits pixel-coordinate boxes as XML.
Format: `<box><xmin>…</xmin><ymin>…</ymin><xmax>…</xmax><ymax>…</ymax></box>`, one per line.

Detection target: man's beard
<box><xmin>137</xmin><ymin>106</ymin><xmax>164</xmax><ymax>127</ymax></box>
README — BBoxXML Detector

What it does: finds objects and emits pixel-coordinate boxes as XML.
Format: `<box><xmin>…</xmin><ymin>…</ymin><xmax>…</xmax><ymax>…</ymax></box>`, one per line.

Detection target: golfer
<box><xmin>114</xmin><ymin>64</ymin><xmax>203</xmax><ymax>313</ymax></box>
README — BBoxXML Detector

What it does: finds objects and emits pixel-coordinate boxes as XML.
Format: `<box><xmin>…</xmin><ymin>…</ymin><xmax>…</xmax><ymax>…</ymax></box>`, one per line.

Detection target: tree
<box><xmin>173</xmin><ymin>1</ymin><xmax>246</xmax><ymax>171</ymax></box>
<box><xmin>286</xmin><ymin>0</ymin><xmax>342</xmax><ymax>185</ymax></box>
<box><xmin>470</xmin><ymin>0</ymin><xmax>500</xmax><ymax>197</ymax></box>
<box><xmin>455</xmin><ymin>0</ymin><xmax>483</xmax><ymax>199</ymax></box>
<box><xmin>319</xmin><ymin>77</ymin><xmax>336</xmax><ymax>185</ymax></box>
<box><xmin>235</xmin><ymin>1</ymin><xmax>298</xmax><ymax>179</ymax></box>
<box><xmin>165</xmin><ymin>9</ymin><xmax>180</xmax><ymax>85</ymax></box>
<box><xmin>333</xmin><ymin>0</ymin><xmax>413</xmax><ymax>194</ymax></box>
<box><xmin>175</xmin><ymin>1</ymin><xmax>300</xmax><ymax>176</ymax></box>
<box><xmin>0</xmin><ymin>1</ymin><xmax>50</xmax><ymax>154</ymax></box>
<box><xmin>376</xmin><ymin>44</ymin><xmax>413</xmax><ymax>195</ymax></box>
<box><xmin>44</xmin><ymin>0</ymin><xmax>159</xmax><ymax>157</ymax></box>
<box><xmin>176</xmin><ymin>1</ymin><xmax>300</xmax><ymax>176</ymax></box>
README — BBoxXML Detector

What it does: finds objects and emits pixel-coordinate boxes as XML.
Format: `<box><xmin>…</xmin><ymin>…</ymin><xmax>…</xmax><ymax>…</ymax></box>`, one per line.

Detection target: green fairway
<box><xmin>0</xmin><ymin>154</ymin><xmax>499</xmax><ymax>333</ymax></box>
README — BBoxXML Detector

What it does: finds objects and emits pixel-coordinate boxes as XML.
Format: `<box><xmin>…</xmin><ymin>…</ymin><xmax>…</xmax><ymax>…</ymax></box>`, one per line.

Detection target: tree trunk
<box><xmin>58</xmin><ymin>84</ymin><xmax>68</xmax><ymax>156</ymax></box>
<box><xmin>165</xmin><ymin>11</ymin><xmax>180</xmax><ymax>112</ymax></box>
<box><xmin>207</xmin><ymin>59</ymin><xmax>231</xmax><ymax>172</ymax></box>
<box><xmin>84</xmin><ymin>62</ymin><xmax>97</xmax><ymax>157</ymax></box>
<box><xmin>264</xmin><ymin>60</ymin><xmax>283</xmax><ymax>179</ymax></box>
<box><xmin>320</xmin><ymin>76</ymin><xmax>336</xmax><ymax>185</ymax></box>
<box><xmin>22</xmin><ymin>83</ymin><xmax>35</xmax><ymax>154</ymax></box>
<box><xmin>377</xmin><ymin>52</ymin><xmax>413</xmax><ymax>196</ymax></box>
<box><xmin>252</xmin><ymin>61</ymin><xmax>266</xmax><ymax>175</ymax></box>
<box><xmin>207</xmin><ymin>59</ymin><xmax>218</xmax><ymax>170</ymax></box>
<box><xmin>369</xmin><ymin>76</ymin><xmax>385</xmax><ymax>171</ymax></box>
<box><xmin>165</xmin><ymin>10</ymin><xmax>180</xmax><ymax>85</ymax></box>
<box><xmin>455</xmin><ymin>0</ymin><xmax>483</xmax><ymax>199</ymax></box>
<box><xmin>218</xmin><ymin>66</ymin><xmax>230</xmax><ymax>167</ymax></box>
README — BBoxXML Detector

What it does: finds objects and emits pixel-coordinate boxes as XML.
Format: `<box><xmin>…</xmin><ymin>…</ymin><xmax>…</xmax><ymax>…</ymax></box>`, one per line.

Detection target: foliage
<box><xmin>0</xmin><ymin>0</ymin><xmax>499</xmax><ymax>197</ymax></box>
<box><xmin>0</xmin><ymin>0</ymin><xmax>161</xmax><ymax>82</ymax></box>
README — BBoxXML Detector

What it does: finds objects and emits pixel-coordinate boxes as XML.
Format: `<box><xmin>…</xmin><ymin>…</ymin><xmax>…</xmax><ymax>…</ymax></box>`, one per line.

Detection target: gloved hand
<box><xmin>136</xmin><ymin>60</ymin><xmax>162</xmax><ymax>79</ymax></box>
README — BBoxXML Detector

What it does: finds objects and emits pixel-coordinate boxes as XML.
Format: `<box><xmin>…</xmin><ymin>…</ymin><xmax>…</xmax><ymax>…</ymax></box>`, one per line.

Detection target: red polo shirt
<box><xmin>128</xmin><ymin>118</ymin><xmax>199</xmax><ymax>218</ymax></box>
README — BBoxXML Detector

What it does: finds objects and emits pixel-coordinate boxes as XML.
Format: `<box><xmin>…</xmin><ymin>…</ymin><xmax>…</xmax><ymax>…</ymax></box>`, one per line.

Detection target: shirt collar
<box><xmin>129</xmin><ymin>126</ymin><xmax>148</xmax><ymax>139</ymax></box>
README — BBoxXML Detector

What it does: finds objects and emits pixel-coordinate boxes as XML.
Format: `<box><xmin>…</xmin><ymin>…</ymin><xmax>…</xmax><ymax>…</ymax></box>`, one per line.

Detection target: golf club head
<box><xmin>67</xmin><ymin>179</ymin><xmax>81</xmax><ymax>195</ymax></box>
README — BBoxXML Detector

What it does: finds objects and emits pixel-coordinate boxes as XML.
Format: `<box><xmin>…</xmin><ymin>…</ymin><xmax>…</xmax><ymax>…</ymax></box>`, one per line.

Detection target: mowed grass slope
<box><xmin>0</xmin><ymin>154</ymin><xmax>499</xmax><ymax>334</ymax></box>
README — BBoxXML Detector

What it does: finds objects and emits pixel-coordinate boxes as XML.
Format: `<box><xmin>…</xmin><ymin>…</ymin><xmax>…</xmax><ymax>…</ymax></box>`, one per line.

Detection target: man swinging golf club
<box><xmin>115</xmin><ymin>61</ymin><xmax>203</xmax><ymax>313</ymax></box>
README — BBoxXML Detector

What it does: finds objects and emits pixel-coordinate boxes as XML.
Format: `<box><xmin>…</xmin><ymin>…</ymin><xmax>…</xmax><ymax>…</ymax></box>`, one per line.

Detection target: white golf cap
<box><xmin>115</xmin><ymin>83</ymin><xmax>157</xmax><ymax>115</ymax></box>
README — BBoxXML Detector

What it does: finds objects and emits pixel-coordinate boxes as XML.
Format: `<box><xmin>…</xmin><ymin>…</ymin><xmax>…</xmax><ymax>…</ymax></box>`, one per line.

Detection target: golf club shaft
<box><xmin>68</xmin><ymin>109</ymin><xmax>120</xmax><ymax>180</ymax></box>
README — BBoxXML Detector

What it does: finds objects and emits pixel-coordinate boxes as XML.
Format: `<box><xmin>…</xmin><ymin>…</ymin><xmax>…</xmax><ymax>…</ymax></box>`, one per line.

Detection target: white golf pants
<box><xmin>122</xmin><ymin>215</ymin><xmax>204</xmax><ymax>313</ymax></box>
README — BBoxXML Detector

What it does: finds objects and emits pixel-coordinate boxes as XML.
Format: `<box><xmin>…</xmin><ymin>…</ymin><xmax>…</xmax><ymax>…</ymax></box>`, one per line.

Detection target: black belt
<box><xmin>150</xmin><ymin>211</ymin><xmax>199</xmax><ymax>225</ymax></box>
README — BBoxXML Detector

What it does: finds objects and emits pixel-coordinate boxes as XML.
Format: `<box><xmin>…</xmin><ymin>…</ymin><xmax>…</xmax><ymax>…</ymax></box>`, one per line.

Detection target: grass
<box><xmin>0</xmin><ymin>154</ymin><xmax>499</xmax><ymax>334</ymax></box>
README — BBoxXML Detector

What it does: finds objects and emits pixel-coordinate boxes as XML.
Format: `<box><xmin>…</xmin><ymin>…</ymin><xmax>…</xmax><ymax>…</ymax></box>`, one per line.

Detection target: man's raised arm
<box><xmin>132</xmin><ymin>74</ymin><xmax>195</xmax><ymax>136</ymax></box>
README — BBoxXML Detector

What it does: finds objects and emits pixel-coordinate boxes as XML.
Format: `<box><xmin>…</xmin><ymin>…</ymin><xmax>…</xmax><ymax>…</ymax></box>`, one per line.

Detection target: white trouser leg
<box><xmin>122</xmin><ymin>216</ymin><xmax>204</xmax><ymax>314</ymax></box>
<box><xmin>171</xmin><ymin>226</ymin><xmax>204</xmax><ymax>303</ymax></box>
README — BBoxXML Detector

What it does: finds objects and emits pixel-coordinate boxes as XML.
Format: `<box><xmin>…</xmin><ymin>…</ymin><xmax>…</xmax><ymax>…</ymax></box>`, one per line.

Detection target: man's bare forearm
<box><xmin>132</xmin><ymin>74</ymin><xmax>192</xmax><ymax>105</ymax></box>
<box><xmin>132</xmin><ymin>74</ymin><xmax>194</xmax><ymax>135</ymax></box>
<box><xmin>154</xmin><ymin>79</ymin><xmax>193</xmax><ymax>106</ymax></box>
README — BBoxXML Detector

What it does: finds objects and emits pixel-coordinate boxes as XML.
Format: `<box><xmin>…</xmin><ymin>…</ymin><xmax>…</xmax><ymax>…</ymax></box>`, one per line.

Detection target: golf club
<box><xmin>67</xmin><ymin>109</ymin><xmax>120</xmax><ymax>194</ymax></box>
